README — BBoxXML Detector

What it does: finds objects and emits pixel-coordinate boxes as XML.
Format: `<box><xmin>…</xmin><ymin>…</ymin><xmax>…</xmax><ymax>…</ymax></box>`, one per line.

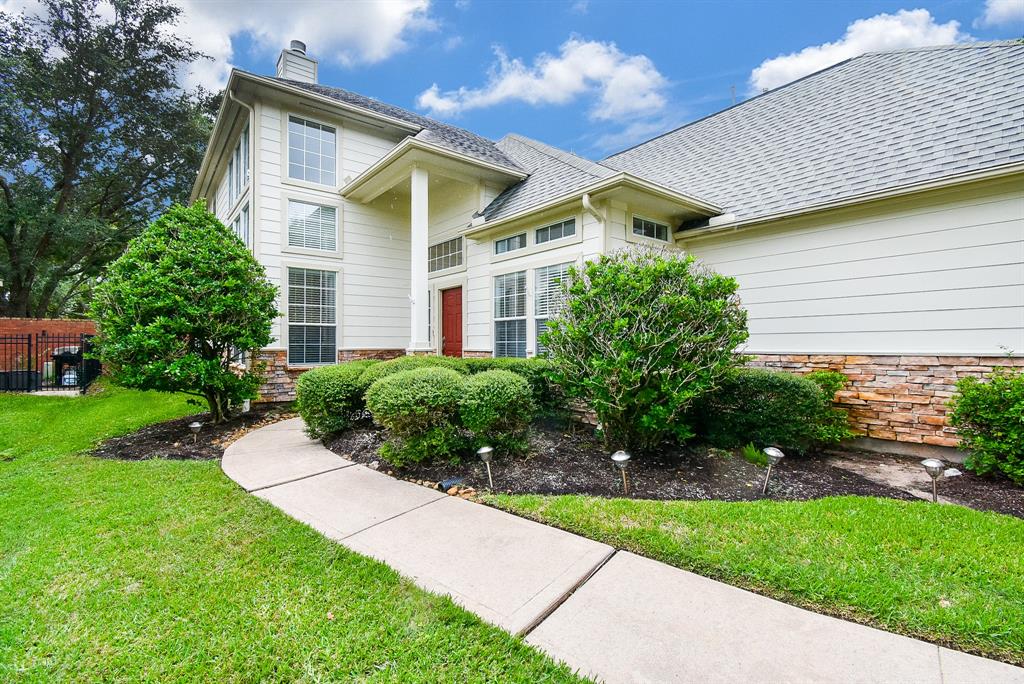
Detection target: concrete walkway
<box><xmin>223</xmin><ymin>418</ymin><xmax>1024</xmax><ymax>684</ymax></box>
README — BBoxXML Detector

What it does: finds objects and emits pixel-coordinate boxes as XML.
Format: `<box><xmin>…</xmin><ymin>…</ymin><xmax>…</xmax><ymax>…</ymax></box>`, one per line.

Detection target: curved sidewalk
<box><xmin>224</xmin><ymin>418</ymin><xmax>1024</xmax><ymax>684</ymax></box>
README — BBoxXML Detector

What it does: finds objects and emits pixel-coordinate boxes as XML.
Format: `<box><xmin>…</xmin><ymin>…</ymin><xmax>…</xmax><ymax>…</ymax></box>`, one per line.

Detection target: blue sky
<box><xmin>8</xmin><ymin>0</ymin><xmax>1018</xmax><ymax>157</ymax></box>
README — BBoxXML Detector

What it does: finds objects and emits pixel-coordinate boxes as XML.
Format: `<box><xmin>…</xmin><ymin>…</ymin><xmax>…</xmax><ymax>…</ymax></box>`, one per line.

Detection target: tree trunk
<box><xmin>204</xmin><ymin>389</ymin><xmax>229</xmax><ymax>424</ymax></box>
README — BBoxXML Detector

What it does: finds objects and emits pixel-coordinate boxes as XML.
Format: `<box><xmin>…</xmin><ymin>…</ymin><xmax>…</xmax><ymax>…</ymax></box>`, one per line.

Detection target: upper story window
<box><xmin>228</xmin><ymin>125</ymin><xmax>249</xmax><ymax>205</ymax></box>
<box><xmin>495</xmin><ymin>233</ymin><xmax>526</xmax><ymax>255</ymax></box>
<box><xmin>535</xmin><ymin>218</ymin><xmax>575</xmax><ymax>245</ymax></box>
<box><xmin>288</xmin><ymin>200</ymin><xmax>337</xmax><ymax>252</ymax></box>
<box><xmin>428</xmin><ymin>237</ymin><xmax>463</xmax><ymax>273</ymax></box>
<box><xmin>288</xmin><ymin>116</ymin><xmax>336</xmax><ymax>186</ymax></box>
<box><xmin>231</xmin><ymin>204</ymin><xmax>249</xmax><ymax>247</ymax></box>
<box><xmin>632</xmin><ymin>216</ymin><xmax>670</xmax><ymax>242</ymax></box>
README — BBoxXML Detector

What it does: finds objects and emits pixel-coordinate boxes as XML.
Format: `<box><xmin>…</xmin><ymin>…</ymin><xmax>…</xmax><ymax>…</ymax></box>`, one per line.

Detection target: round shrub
<box><xmin>696</xmin><ymin>368</ymin><xmax>853</xmax><ymax>453</ymax></box>
<box><xmin>949</xmin><ymin>367</ymin><xmax>1024</xmax><ymax>484</ymax></box>
<box><xmin>460</xmin><ymin>370</ymin><xmax>535</xmax><ymax>455</ymax></box>
<box><xmin>295</xmin><ymin>360</ymin><xmax>377</xmax><ymax>439</ymax></box>
<box><xmin>364</xmin><ymin>367</ymin><xmax>467</xmax><ymax>465</ymax></box>
<box><xmin>463</xmin><ymin>356</ymin><xmax>562</xmax><ymax>414</ymax></box>
<box><xmin>358</xmin><ymin>355</ymin><xmax>468</xmax><ymax>393</ymax></box>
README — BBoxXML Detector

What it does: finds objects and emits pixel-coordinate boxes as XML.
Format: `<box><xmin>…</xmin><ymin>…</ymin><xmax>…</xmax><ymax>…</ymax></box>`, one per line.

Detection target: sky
<box><xmin>4</xmin><ymin>0</ymin><xmax>1023</xmax><ymax>157</ymax></box>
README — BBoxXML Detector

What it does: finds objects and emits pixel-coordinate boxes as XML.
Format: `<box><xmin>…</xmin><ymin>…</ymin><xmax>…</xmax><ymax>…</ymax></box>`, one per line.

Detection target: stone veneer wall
<box><xmin>748</xmin><ymin>353</ymin><xmax>1023</xmax><ymax>448</ymax></box>
<box><xmin>255</xmin><ymin>349</ymin><xmax>404</xmax><ymax>402</ymax></box>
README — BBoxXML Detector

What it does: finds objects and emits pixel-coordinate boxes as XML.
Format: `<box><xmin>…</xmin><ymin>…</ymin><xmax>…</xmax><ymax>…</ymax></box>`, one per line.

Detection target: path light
<box><xmin>477</xmin><ymin>445</ymin><xmax>494</xmax><ymax>489</ymax></box>
<box><xmin>188</xmin><ymin>421</ymin><xmax>202</xmax><ymax>444</ymax></box>
<box><xmin>611</xmin><ymin>450</ymin><xmax>631</xmax><ymax>495</ymax></box>
<box><xmin>921</xmin><ymin>458</ymin><xmax>945</xmax><ymax>502</ymax></box>
<box><xmin>762</xmin><ymin>447</ymin><xmax>784</xmax><ymax>495</ymax></box>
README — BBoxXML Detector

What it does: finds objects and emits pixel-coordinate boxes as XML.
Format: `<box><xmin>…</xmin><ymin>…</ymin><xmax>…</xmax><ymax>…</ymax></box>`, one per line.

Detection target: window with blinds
<box><xmin>288</xmin><ymin>200</ymin><xmax>337</xmax><ymax>251</ymax></box>
<box><xmin>494</xmin><ymin>271</ymin><xmax>527</xmax><ymax>358</ymax></box>
<box><xmin>535</xmin><ymin>262</ymin><xmax>572</xmax><ymax>355</ymax></box>
<box><xmin>287</xmin><ymin>267</ymin><xmax>336</xmax><ymax>365</ymax></box>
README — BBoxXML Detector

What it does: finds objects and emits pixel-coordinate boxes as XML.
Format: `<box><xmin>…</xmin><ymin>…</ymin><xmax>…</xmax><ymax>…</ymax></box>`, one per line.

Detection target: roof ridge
<box><xmin>861</xmin><ymin>39</ymin><xmax>1023</xmax><ymax>57</ymax></box>
<box><xmin>501</xmin><ymin>133</ymin><xmax>615</xmax><ymax>178</ymax></box>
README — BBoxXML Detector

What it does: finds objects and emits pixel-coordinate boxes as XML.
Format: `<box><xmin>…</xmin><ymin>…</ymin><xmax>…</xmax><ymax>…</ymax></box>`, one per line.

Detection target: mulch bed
<box><xmin>932</xmin><ymin>469</ymin><xmax>1024</xmax><ymax>518</ymax></box>
<box><xmin>92</xmin><ymin>404</ymin><xmax>295</xmax><ymax>461</ymax></box>
<box><xmin>326</xmin><ymin>419</ymin><xmax>925</xmax><ymax>504</ymax></box>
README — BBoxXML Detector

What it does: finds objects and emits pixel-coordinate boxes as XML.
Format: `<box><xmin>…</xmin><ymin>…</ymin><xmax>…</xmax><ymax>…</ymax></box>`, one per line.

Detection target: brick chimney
<box><xmin>276</xmin><ymin>40</ymin><xmax>317</xmax><ymax>84</ymax></box>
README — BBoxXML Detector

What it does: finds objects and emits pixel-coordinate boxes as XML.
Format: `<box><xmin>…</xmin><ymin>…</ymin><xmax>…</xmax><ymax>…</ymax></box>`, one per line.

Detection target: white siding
<box><xmin>681</xmin><ymin>178</ymin><xmax>1024</xmax><ymax>355</ymax></box>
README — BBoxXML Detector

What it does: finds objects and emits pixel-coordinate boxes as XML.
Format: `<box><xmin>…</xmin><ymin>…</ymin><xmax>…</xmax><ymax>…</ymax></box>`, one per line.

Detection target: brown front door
<box><xmin>441</xmin><ymin>287</ymin><xmax>463</xmax><ymax>357</ymax></box>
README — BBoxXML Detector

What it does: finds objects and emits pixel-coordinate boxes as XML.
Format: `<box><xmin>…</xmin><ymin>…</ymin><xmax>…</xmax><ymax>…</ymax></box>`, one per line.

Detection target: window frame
<box><xmin>631</xmin><ymin>214</ymin><xmax>672</xmax><ymax>243</ymax></box>
<box><xmin>534</xmin><ymin>261</ymin><xmax>573</xmax><ymax>356</ymax></box>
<box><xmin>279</xmin><ymin>190</ymin><xmax>343</xmax><ymax>258</ymax></box>
<box><xmin>226</xmin><ymin>123</ymin><xmax>250</xmax><ymax>211</ymax></box>
<box><xmin>230</xmin><ymin>203</ymin><xmax>250</xmax><ymax>247</ymax></box>
<box><xmin>428</xmin><ymin>236</ymin><xmax>464</xmax><ymax>274</ymax></box>
<box><xmin>494</xmin><ymin>232</ymin><xmax>527</xmax><ymax>255</ymax></box>
<box><xmin>535</xmin><ymin>217</ymin><xmax>576</xmax><ymax>245</ymax></box>
<box><xmin>285</xmin><ymin>114</ymin><xmax>338</xmax><ymax>188</ymax></box>
<box><xmin>493</xmin><ymin>270</ymin><xmax>527</xmax><ymax>358</ymax></box>
<box><xmin>284</xmin><ymin>264</ymin><xmax>340</xmax><ymax>367</ymax></box>
<box><xmin>286</xmin><ymin>198</ymin><xmax>339</xmax><ymax>254</ymax></box>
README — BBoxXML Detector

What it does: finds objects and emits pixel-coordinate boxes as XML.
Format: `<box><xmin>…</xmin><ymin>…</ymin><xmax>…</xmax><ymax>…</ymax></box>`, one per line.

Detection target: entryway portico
<box><xmin>340</xmin><ymin>137</ymin><xmax>526</xmax><ymax>354</ymax></box>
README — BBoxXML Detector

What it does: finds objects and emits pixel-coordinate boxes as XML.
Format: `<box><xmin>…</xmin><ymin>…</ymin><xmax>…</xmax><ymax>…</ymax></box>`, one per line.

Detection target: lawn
<box><xmin>0</xmin><ymin>386</ymin><xmax>582</xmax><ymax>682</ymax></box>
<box><xmin>487</xmin><ymin>493</ymin><xmax>1024</xmax><ymax>665</ymax></box>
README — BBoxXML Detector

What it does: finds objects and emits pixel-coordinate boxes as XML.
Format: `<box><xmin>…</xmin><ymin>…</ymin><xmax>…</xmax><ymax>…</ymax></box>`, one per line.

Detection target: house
<box><xmin>190</xmin><ymin>39</ymin><xmax>1023</xmax><ymax>456</ymax></box>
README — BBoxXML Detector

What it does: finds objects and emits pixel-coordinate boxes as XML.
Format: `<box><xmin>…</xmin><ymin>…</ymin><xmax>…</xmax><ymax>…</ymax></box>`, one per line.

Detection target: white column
<box><xmin>408</xmin><ymin>166</ymin><xmax>431</xmax><ymax>352</ymax></box>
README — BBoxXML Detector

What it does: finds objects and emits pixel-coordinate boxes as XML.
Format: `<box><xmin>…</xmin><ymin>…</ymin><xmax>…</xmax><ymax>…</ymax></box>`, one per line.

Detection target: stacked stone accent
<box><xmin>255</xmin><ymin>349</ymin><xmax>406</xmax><ymax>402</ymax></box>
<box><xmin>748</xmin><ymin>353</ymin><xmax>1023</xmax><ymax>448</ymax></box>
<box><xmin>338</xmin><ymin>349</ymin><xmax>404</xmax><ymax>362</ymax></box>
<box><xmin>462</xmin><ymin>350</ymin><xmax>493</xmax><ymax>358</ymax></box>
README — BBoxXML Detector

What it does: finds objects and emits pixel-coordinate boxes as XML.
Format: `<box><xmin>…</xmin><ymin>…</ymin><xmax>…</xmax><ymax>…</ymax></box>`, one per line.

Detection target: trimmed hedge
<box><xmin>463</xmin><ymin>357</ymin><xmax>562</xmax><ymax>414</ymax></box>
<box><xmin>460</xmin><ymin>369</ymin><xmax>535</xmax><ymax>455</ymax></box>
<box><xmin>696</xmin><ymin>368</ymin><xmax>853</xmax><ymax>453</ymax></box>
<box><xmin>364</xmin><ymin>367</ymin><xmax>467</xmax><ymax>465</ymax></box>
<box><xmin>949</xmin><ymin>367</ymin><xmax>1024</xmax><ymax>484</ymax></box>
<box><xmin>357</xmin><ymin>355</ymin><xmax>468</xmax><ymax>393</ymax></box>
<box><xmin>295</xmin><ymin>360</ymin><xmax>377</xmax><ymax>438</ymax></box>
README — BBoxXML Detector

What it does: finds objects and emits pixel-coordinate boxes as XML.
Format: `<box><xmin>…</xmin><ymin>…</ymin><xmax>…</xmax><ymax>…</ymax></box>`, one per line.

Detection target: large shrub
<box><xmin>460</xmin><ymin>370</ymin><xmax>535</xmax><ymax>455</ymax></box>
<box><xmin>949</xmin><ymin>367</ymin><xmax>1024</xmax><ymax>484</ymax></box>
<box><xmin>364</xmin><ymin>367</ymin><xmax>467</xmax><ymax>465</ymax></box>
<box><xmin>296</xmin><ymin>360</ymin><xmax>377</xmax><ymax>438</ymax></box>
<box><xmin>463</xmin><ymin>357</ymin><xmax>562</xmax><ymax>414</ymax></box>
<box><xmin>91</xmin><ymin>202</ymin><xmax>277</xmax><ymax>423</ymax></box>
<box><xmin>696</xmin><ymin>368</ymin><xmax>853</xmax><ymax>453</ymax></box>
<box><xmin>358</xmin><ymin>355</ymin><xmax>468</xmax><ymax>393</ymax></box>
<box><xmin>541</xmin><ymin>246</ymin><xmax>748</xmax><ymax>453</ymax></box>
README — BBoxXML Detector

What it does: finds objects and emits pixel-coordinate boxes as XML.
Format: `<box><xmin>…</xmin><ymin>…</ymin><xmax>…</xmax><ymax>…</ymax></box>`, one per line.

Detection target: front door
<box><xmin>441</xmin><ymin>287</ymin><xmax>463</xmax><ymax>357</ymax></box>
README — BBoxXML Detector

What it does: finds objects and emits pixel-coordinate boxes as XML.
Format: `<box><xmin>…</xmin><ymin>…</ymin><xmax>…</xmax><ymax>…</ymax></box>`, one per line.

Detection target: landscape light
<box><xmin>762</xmin><ymin>447</ymin><xmax>784</xmax><ymax>495</ymax></box>
<box><xmin>188</xmin><ymin>421</ymin><xmax>202</xmax><ymax>444</ymax></box>
<box><xmin>611</xmin><ymin>450</ymin><xmax>631</xmax><ymax>495</ymax></box>
<box><xmin>477</xmin><ymin>445</ymin><xmax>494</xmax><ymax>489</ymax></box>
<box><xmin>921</xmin><ymin>458</ymin><xmax>944</xmax><ymax>502</ymax></box>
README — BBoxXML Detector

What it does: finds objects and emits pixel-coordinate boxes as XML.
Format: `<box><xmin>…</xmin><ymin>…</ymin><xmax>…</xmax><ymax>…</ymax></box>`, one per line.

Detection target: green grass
<box><xmin>0</xmin><ymin>386</ymin><xmax>582</xmax><ymax>682</ymax></box>
<box><xmin>486</xmin><ymin>493</ymin><xmax>1024</xmax><ymax>665</ymax></box>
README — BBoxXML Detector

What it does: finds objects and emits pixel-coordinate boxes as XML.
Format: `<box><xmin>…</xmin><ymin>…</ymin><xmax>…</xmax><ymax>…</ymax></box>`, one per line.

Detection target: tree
<box><xmin>541</xmin><ymin>246</ymin><xmax>749</xmax><ymax>454</ymax></box>
<box><xmin>0</xmin><ymin>0</ymin><xmax>216</xmax><ymax>317</ymax></box>
<box><xmin>90</xmin><ymin>202</ymin><xmax>278</xmax><ymax>423</ymax></box>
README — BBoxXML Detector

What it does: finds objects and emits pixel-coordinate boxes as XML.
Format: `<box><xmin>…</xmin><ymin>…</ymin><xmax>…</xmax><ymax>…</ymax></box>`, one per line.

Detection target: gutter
<box><xmin>676</xmin><ymin>161</ymin><xmax>1024</xmax><ymax>243</ymax></box>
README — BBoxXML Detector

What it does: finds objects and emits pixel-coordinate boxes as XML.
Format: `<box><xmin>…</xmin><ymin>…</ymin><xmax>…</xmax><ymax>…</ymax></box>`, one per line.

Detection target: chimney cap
<box><xmin>289</xmin><ymin>40</ymin><xmax>306</xmax><ymax>55</ymax></box>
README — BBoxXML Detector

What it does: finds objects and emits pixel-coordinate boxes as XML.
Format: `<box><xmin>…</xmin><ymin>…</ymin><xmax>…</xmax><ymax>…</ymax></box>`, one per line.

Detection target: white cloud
<box><xmin>749</xmin><ymin>9</ymin><xmax>968</xmax><ymax>93</ymax></box>
<box><xmin>416</xmin><ymin>37</ymin><xmax>668</xmax><ymax>122</ymax></box>
<box><xmin>443</xmin><ymin>35</ymin><xmax>463</xmax><ymax>52</ymax></box>
<box><xmin>570</xmin><ymin>0</ymin><xmax>589</xmax><ymax>14</ymax></box>
<box><xmin>975</xmin><ymin>0</ymin><xmax>1024</xmax><ymax>27</ymax></box>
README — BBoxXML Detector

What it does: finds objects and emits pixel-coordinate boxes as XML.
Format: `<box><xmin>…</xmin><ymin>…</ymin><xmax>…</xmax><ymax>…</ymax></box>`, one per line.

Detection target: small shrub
<box><xmin>949</xmin><ymin>367</ymin><xmax>1024</xmax><ymax>484</ymax></box>
<box><xmin>463</xmin><ymin>357</ymin><xmax>562</xmax><ymax>413</ymax></box>
<box><xmin>697</xmin><ymin>368</ymin><xmax>853</xmax><ymax>453</ymax></box>
<box><xmin>295</xmin><ymin>361</ymin><xmax>377</xmax><ymax>438</ymax></box>
<box><xmin>357</xmin><ymin>355</ymin><xmax>468</xmax><ymax>393</ymax></box>
<box><xmin>805</xmin><ymin>370</ymin><xmax>857</xmax><ymax>444</ymax></box>
<box><xmin>542</xmin><ymin>246</ymin><xmax>748</xmax><ymax>453</ymax></box>
<box><xmin>460</xmin><ymin>370</ymin><xmax>535</xmax><ymax>455</ymax></box>
<box><xmin>364</xmin><ymin>367</ymin><xmax>467</xmax><ymax>465</ymax></box>
<box><xmin>739</xmin><ymin>442</ymin><xmax>767</xmax><ymax>466</ymax></box>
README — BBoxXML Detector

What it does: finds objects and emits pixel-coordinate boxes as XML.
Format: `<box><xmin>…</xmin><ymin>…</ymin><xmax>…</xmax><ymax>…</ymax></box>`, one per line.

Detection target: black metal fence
<box><xmin>0</xmin><ymin>333</ymin><xmax>101</xmax><ymax>393</ymax></box>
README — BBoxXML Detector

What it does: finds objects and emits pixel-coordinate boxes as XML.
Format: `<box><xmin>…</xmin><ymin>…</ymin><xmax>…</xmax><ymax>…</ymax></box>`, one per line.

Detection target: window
<box><xmin>428</xmin><ymin>237</ymin><xmax>463</xmax><ymax>272</ymax></box>
<box><xmin>287</xmin><ymin>268</ymin><xmax>336</xmax><ymax>365</ymax></box>
<box><xmin>232</xmin><ymin>204</ymin><xmax>249</xmax><ymax>246</ymax></box>
<box><xmin>495</xmin><ymin>233</ymin><xmax>526</xmax><ymax>255</ymax></box>
<box><xmin>535</xmin><ymin>218</ymin><xmax>575</xmax><ymax>245</ymax></box>
<box><xmin>288</xmin><ymin>116</ymin><xmax>336</xmax><ymax>186</ymax></box>
<box><xmin>287</xmin><ymin>200</ymin><xmax>337</xmax><ymax>251</ymax></box>
<box><xmin>535</xmin><ymin>262</ymin><xmax>572</xmax><ymax>355</ymax></box>
<box><xmin>632</xmin><ymin>216</ymin><xmax>670</xmax><ymax>241</ymax></box>
<box><xmin>494</xmin><ymin>271</ymin><xmax>527</xmax><ymax>358</ymax></box>
<box><xmin>228</xmin><ymin>125</ymin><xmax>249</xmax><ymax>205</ymax></box>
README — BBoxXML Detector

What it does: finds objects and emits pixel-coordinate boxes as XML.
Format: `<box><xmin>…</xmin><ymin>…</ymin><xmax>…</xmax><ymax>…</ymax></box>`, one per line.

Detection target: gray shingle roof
<box><xmin>603</xmin><ymin>41</ymin><xmax>1024</xmax><ymax>222</ymax></box>
<box><xmin>269</xmin><ymin>76</ymin><xmax>524</xmax><ymax>173</ymax></box>
<box><xmin>481</xmin><ymin>134</ymin><xmax>617</xmax><ymax>220</ymax></box>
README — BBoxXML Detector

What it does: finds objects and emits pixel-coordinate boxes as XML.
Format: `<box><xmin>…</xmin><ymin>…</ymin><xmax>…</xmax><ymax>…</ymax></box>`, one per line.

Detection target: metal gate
<box><xmin>0</xmin><ymin>333</ymin><xmax>101</xmax><ymax>393</ymax></box>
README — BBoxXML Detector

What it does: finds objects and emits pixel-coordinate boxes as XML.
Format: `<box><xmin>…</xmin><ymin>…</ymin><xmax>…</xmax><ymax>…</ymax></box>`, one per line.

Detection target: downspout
<box><xmin>228</xmin><ymin>89</ymin><xmax>256</xmax><ymax>409</ymax></box>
